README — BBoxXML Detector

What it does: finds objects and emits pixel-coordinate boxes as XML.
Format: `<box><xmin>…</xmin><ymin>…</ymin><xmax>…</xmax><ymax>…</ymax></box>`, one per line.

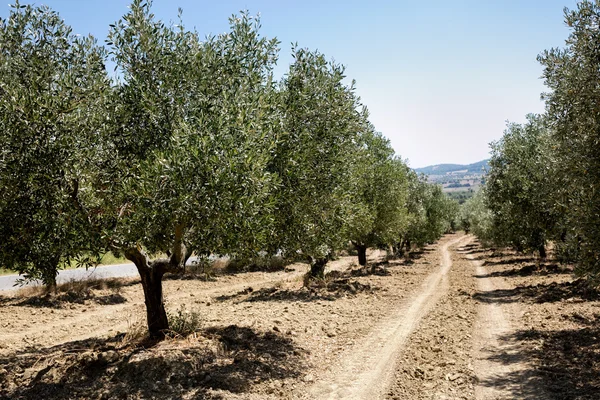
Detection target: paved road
<box><xmin>0</xmin><ymin>263</ymin><xmax>140</xmax><ymax>292</ymax></box>
<box><xmin>0</xmin><ymin>256</ymin><xmax>204</xmax><ymax>292</ymax></box>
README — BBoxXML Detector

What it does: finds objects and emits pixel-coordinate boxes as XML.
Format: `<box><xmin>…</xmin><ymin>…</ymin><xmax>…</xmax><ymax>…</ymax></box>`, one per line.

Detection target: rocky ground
<box><xmin>1</xmin><ymin>234</ymin><xmax>599</xmax><ymax>399</ymax></box>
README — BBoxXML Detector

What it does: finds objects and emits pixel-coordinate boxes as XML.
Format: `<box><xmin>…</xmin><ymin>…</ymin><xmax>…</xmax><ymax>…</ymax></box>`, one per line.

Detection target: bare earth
<box><xmin>1</xmin><ymin>234</ymin><xmax>599</xmax><ymax>399</ymax></box>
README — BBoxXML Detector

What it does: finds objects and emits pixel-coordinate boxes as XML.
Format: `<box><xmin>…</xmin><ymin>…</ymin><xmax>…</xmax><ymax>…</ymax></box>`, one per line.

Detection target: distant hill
<box><xmin>414</xmin><ymin>159</ymin><xmax>489</xmax><ymax>176</ymax></box>
<box><xmin>414</xmin><ymin>159</ymin><xmax>489</xmax><ymax>202</ymax></box>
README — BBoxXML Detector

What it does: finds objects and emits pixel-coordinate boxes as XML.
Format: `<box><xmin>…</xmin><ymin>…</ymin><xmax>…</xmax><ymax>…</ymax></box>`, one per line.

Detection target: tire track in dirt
<box><xmin>468</xmin><ymin>253</ymin><xmax>530</xmax><ymax>399</ymax></box>
<box><xmin>306</xmin><ymin>235</ymin><xmax>469</xmax><ymax>400</ymax></box>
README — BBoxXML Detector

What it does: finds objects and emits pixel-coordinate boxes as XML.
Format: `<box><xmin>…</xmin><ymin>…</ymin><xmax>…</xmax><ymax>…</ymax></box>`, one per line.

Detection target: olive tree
<box><xmin>95</xmin><ymin>1</ymin><xmax>279</xmax><ymax>336</ymax></box>
<box><xmin>398</xmin><ymin>172</ymin><xmax>458</xmax><ymax>255</ymax></box>
<box><xmin>538</xmin><ymin>0</ymin><xmax>600</xmax><ymax>278</ymax></box>
<box><xmin>0</xmin><ymin>2</ymin><xmax>109</xmax><ymax>289</ymax></box>
<box><xmin>485</xmin><ymin>115</ymin><xmax>557</xmax><ymax>257</ymax></box>
<box><xmin>269</xmin><ymin>47</ymin><xmax>363</xmax><ymax>277</ymax></box>
<box><xmin>457</xmin><ymin>188</ymin><xmax>494</xmax><ymax>243</ymax></box>
<box><xmin>347</xmin><ymin>127</ymin><xmax>409</xmax><ymax>266</ymax></box>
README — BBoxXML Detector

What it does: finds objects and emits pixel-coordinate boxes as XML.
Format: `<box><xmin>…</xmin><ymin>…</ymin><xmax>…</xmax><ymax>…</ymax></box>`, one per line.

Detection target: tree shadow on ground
<box><xmin>405</xmin><ymin>247</ymin><xmax>434</xmax><ymax>259</ymax></box>
<box><xmin>15</xmin><ymin>292</ymin><xmax>128</xmax><ymax>308</ymax></box>
<box><xmin>215</xmin><ymin>276</ymin><xmax>377</xmax><ymax>304</ymax></box>
<box><xmin>348</xmin><ymin>263</ymin><xmax>391</xmax><ymax>277</ymax></box>
<box><xmin>1</xmin><ymin>277</ymin><xmax>135</xmax><ymax>309</ymax></box>
<box><xmin>455</xmin><ymin>242</ymin><xmax>490</xmax><ymax>256</ymax></box>
<box><xmin>457</xmin><ymin>243</ymin><xmax>479</xmax><ymax>252</ymax></box>
<box><xmin>476</xmin><ymin>262</ymin><xmax>572</xmax><ymax>279</ymax></box>
<box><xmin>478</xmin><ymin>325</ymin><xmax>600</xmax><ymax>399</ymax></box>
<box><xmin>482</xmin><ymin>257</ymin><xmax>538</xmax><ymax>266</ymax></box>
<box><xmin>476</xmin><ymin>339</ymin><xmax>545</xmax><ymax>399</ymax></box>
<box><xmin>0</xmin><ymin>325</ymin><xmax>304</xmax><ymax>400</ymax></box>
<box><xmin>473</xmin><ymin>279</ymin><xmax>600</xmax><ymax>305</ymax></box>
<box><xmin>164</xmin><ymin>262</ymin><xmax>297</xmax><ymax>282</ymax></box>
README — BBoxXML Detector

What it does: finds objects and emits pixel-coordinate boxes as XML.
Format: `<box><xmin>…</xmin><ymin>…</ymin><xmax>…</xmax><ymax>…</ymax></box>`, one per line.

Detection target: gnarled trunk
<box><xmin>41</xmin><ymin>257</ymin><xmax>59</xmax><ymax>293</ymax></box>
<box><xmin>138</xmin><ymin>266</ymin><xmax>168</xmax><ymax>337</ymax></box>
<box><xmin>124</xmin><ymin>225</ymin><xmax>188</xmax><ymax>338</ymax></box>
<box><xmin>309</xmin><ymin>257</ymin><xmax>327</xmax><ymax>279</ymax></box>
<box><xmin>355</xmin><ymin>244</ymin><xmax>367</xmax><ymax>266</ymax></box>
<box><xmin>538</xmin><ymin>244</ymin><xmax>547</xmax><ymax>260</ymax></box>
<box><xmin>404</xmin><ymin>238</ymin><xmax>412</xmax><ymax>258</ymax></box>
<box><xmin>125</xmin><ymin>249</ymin><xmax>169</xmax><ymax>338</ymax></box>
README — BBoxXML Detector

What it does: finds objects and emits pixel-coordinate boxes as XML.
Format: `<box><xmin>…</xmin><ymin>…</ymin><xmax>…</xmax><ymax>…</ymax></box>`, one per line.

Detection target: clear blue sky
<box><xmin>2</xmin><ymin>0</ymin><xmax>578</xmax><ymax>167</ymax></box>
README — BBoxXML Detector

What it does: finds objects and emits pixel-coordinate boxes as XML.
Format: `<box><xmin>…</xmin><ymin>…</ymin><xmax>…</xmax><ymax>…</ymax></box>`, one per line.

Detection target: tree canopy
<box><xmin>0</xmin><ymin>0</ymin><xmax>460</xmax><ymax>336</ymax></box>
<box><xmin>0</xmin><ymin>2</ymin><xmax>109</xmax><ymax>288</ymax></box>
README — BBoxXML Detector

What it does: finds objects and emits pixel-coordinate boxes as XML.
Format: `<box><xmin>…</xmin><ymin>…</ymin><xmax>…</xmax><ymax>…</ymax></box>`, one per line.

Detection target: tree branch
<box><xmin>124</xmin><ymin>246</ymin><xmax>151</xmax><ymax>273</ymax></box>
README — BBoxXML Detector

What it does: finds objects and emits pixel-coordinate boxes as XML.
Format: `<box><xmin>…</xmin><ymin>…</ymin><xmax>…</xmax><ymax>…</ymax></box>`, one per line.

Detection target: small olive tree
<box><xmin>398</xmin><ymin>171</ymin><xmax>458</xmax><ymax>255</ymax></box>
<box><xmin>485</xmin><ymin>115</ymin><xmax>557</xmax><ymax>257</ymax></box>
<box><xmin>457</xmin><ymin>188</ymin><xmax>494</xmax><ymax>244</ymax></box>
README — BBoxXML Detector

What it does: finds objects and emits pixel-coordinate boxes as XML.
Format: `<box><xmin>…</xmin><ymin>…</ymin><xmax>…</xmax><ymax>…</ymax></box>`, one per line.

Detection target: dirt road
<box><xmin>2</xmin><ymin>234</ymin><xmax>598</xmax><ymax>399</ymax></box>
<box><xmin>306</xmin><ymin>235</ymin><xmax>468</xmax><ymax>399</ymax></box>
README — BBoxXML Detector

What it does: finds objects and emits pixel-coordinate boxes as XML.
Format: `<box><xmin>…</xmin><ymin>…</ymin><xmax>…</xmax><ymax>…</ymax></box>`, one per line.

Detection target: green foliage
<box><xmin>99</xmin><ymin>3</ymin><xmax>279</xmax><ymax>260</ymax></box>
<box><xmin>485</xmin><ymin>115</ymin><xmax>557</xmax><ymax>256</ymax></box>
<box><xmin>268</xmin><ymin>47</ymin><xmax>363</xmax><ymax>265</ymax></box>
<box><xmin>401</xmin><ymin>172</ymin><xmax>459</xmax><ymax>250</ymax></box>
<box><xmin>167</xmin><ymin>305</ymin><xmax>202</xmax><ymax>337</ymax></box>
<box><xmin>347</xmin><ymin>127</ymin><xmax>409</xmax><ymax>256</ymax></box>
<box><xmin>538</xmin><ymin>0</ymin><xmax>600</xmax><ymax>278</ymax></box>
<box><xmin>457</xmin><ymin>189</ymin><xmax>493</xmax><ymax>243</ymax></box>
<box><xmin>0</xmin><ymin>2</ymin><xmax>109</xmax><ymax>287</ymax></box>
<box><xmin>446</xmin><ymin>190</ymin><xmax>475</xmax><ymax>205</ymax></box>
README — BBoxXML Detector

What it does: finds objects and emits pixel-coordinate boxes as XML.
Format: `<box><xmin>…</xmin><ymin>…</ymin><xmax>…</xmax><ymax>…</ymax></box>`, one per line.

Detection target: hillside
<box><xmin>414</xmin><ymin>159</ymin><xmax>488</xmax><ymax>202</ymax></box>
<box><xmin>414</xmin><ymin>159</ymin><xmax>489</xmax><ymax>175</ymax></box>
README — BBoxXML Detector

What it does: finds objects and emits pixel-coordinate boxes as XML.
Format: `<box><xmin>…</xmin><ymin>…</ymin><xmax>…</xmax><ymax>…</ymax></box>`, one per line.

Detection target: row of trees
<box><xmin>459</xmin><ymin>0</ymin><xmax>600</xmax><ymax>282</ymax></box>
<box><xmin>0</xmin><ymin>1</ymin><xmax>457</xmax><ymax>336</ymax></box>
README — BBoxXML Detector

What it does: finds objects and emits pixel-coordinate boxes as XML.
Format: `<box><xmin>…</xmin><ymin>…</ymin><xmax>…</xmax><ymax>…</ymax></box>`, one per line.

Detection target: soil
<box><xmin>1</xmin><ymin>234</ymin><xmax>599</xmax><ymax>399</ymax></box>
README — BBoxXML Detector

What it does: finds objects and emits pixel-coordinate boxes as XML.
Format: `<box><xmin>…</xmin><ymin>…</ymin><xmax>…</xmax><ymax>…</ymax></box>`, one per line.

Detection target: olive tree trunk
<box><xmin>125</xmin><ymin>249</ymin><xmax>169</xmax><ymax>337</ymax></box>
<box><xmin>124</xmin><ymin>226</ymin><xmax>188</xmax><ymax>338</ymax></box>
<box><xmin>538</xmin><ymin>244</ymin><xmax>547</xmax><ymax>260</ymax></box>
<box><xmin>309</xmin><ymin>257</ymin><xmax>328</xmax><ymax>279</ymax></box>
<box><xmin>41</xmin><ymin>257</ymin><xmax>60</xmax><ymax>292</ymax></box>
<box><xmin>355</xmin><ymin>244</ymin><xmax>367</xmax><ymax>266</ymax></box>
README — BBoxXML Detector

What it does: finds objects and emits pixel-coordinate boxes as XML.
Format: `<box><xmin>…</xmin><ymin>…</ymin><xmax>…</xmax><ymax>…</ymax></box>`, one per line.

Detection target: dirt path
<box><xmin>306</xmin><ymin>235</ymin><xmax>469</xmax><ymax>399</ymax></box>
<box><xmin>469</xmin><ymin>254</ymin><xmax>529</xmax><ymax>399</ymax></box>
<box><xmin>7</xmin><ymin>234</ymin><xmax>593</xmax><ymax>399</ymax></box>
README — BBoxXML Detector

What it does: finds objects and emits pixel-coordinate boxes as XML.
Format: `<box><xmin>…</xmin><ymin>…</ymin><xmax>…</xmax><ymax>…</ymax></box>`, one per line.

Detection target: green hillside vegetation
<box><xmin>414</xmin><ymin>159</ymin><xmax>489</xmax><ymax>175</ymax></box>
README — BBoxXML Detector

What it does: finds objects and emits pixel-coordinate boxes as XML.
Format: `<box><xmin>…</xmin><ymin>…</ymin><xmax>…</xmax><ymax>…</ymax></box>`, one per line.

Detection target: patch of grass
<box><xmin>167</xmin><ymin>304</ymin><xmax>203</xmax><ymax>337</ymax></box>
<box><xmin>97</xmin><ymin>252</ymin><xmax>129</xmax><ymax>266</ymax></box>
<box><xmin>121</xmin><ymin>315</ymin><xmax>148</xmax><ymax>345</ymax></box>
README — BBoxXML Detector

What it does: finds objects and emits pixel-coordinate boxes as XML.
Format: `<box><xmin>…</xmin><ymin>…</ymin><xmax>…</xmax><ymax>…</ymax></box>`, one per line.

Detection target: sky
<box><xmin>1</xmin><ymin>0</ymin><xmax>579</xmax><ymax>168</ymax></box>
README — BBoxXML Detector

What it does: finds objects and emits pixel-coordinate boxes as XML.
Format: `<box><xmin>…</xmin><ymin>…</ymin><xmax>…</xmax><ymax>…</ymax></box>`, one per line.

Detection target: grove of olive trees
<box><xmin>0</xmin><ymin>0</ymin><xmax>458</xmax><ymax>337</ymax></box>
<box><xmin>461</xmin><ymin>0</ymin><xmax>600</xmax><ymax>283</ymax></box>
